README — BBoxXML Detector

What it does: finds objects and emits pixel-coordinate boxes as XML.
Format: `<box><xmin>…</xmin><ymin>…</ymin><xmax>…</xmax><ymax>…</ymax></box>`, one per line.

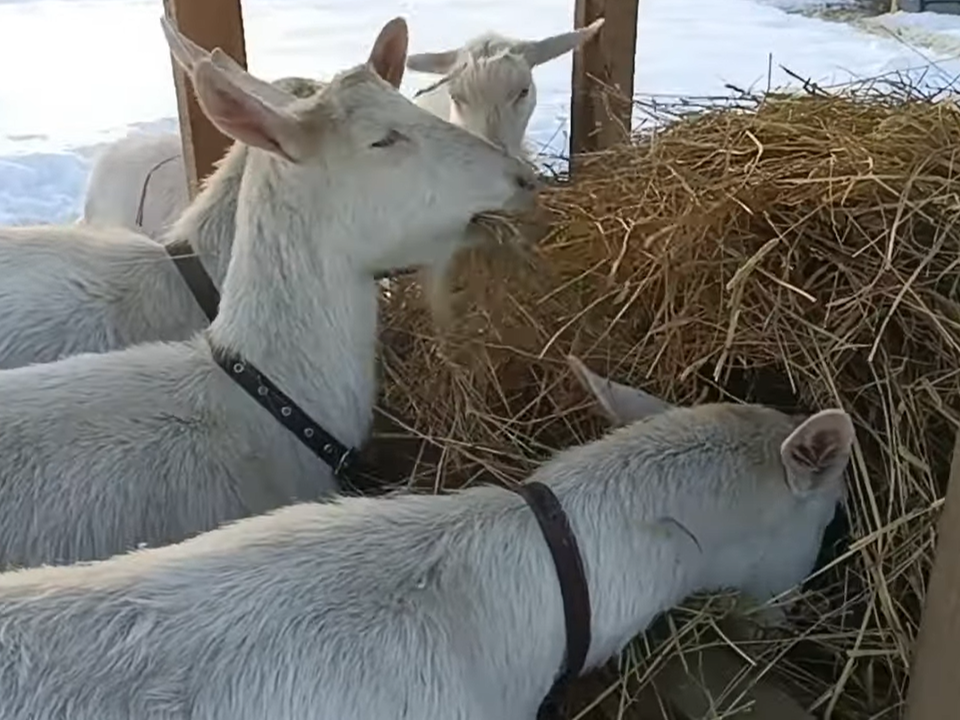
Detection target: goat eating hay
<box><xmin>377</xmin><ymin>83</ymin><xmax>960</xmax><ymax>719</ymax></box>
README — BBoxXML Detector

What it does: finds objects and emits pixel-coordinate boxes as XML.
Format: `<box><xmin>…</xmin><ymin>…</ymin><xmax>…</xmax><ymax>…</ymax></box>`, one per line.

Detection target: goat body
<box><xmin>0</xmin><ymin>224</ymin><xmax>209</xmax><ymax>369</ymax></box>
<box><xmin>80</xmin><ymin>132</ymin><xmax>188</xmax><ymax>239</ymax></box>
<box><xmin>0</xmin><ymin>17</ymin><xmax>537</xmax><ymax>568</ymax></box>
<box><xmin>0</xmin><ymin>402</ymin><xmax>854</xmax><ymax>720</ymax></box>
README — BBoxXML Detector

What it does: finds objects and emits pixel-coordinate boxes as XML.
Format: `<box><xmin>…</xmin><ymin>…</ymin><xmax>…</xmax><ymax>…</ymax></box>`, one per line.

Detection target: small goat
<box><xmin>407</xmin><ymin>19</ymin><xmax>605</xmax><ymax>158</ymax></box>
<box><xmin>0</xmin><ymin>16</ymin><xmax>537</xmax><ymax>569</ymax></box>
<box><xmin>0</xmin><ymin>358</ymin><xmax>854</xmax><ymax>720</ymax></box>
<box><xmin>79</xmin><ymin>75</ymin><xmax>323</xmax><ymax>240</ymax></box>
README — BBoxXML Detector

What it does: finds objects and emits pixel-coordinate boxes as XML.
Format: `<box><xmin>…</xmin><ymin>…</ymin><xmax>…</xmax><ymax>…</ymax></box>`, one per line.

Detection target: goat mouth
<box><xmin>469</xmin><ymin>210</ymin><xmax>533</xmax><ymax>246</ymax></box>
<box><xmin>470</xmin><ymin>205</ymin><xmax>551</xmax><ymax>247</ymax></box>
<box><xmin>374</xmin><ymin>267</ymin><xmax>417</xmax><ymax>281</ymax></box>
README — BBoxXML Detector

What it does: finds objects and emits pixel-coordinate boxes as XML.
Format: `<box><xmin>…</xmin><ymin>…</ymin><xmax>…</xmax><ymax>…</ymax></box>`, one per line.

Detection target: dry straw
<box><xmin>374</xmin><ymin>75</ymin><xmax>960</xmax><ymax>718</ymax></box>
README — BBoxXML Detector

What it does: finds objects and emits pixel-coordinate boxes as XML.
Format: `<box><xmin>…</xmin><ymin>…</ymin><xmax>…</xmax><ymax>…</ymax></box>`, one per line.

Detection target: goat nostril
<box><xmin>516</xmin><ymin>174</ymin><xmax>537</xmax><ymax>192</ymax></box>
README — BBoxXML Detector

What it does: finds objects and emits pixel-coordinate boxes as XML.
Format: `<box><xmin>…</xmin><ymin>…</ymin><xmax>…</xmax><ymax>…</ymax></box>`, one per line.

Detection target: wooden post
<box><xmin>904</xmin><ymin>434</ymin><xmax>960</xmax><ymax>720</ymax></box>
<box><xmin>162</xmin><ymin>0</ymin><xmax>247</xmax><ymax>199</ymax></box>
<box><xmin>569</xmin><ymin>0</ymin><xmax>639</xmax><ymax>158</ymax></box>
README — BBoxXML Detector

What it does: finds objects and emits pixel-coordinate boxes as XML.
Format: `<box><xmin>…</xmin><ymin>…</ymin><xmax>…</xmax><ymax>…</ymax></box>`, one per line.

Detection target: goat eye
<box><xmin>516</xmin><ymin>87</ymin><xmax>530</xmax><ymax>100</ymax></box>
<box><xmin>371</xmin><ymin>130</ymin><xmax>403</xmax><ymax>149</ymax></box>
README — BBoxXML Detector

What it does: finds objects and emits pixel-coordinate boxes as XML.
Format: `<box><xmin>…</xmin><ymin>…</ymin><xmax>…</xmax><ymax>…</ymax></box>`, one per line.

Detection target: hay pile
<box><xmin>376</xmin><ymin>82</ymin><xmax>960</xmax><ymax>719</ymax></box>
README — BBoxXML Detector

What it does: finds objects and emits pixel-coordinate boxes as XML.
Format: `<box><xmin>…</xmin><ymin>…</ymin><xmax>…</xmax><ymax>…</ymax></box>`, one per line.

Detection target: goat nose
<box><xmin>516</xmin><ymin>173</ymin><xmax>538</xmax><ymax>192</ymax></box>
<box><xmin>514</xmin><ymin>163</ymin><xmax>540</xmax><ymax>192</ymax></box>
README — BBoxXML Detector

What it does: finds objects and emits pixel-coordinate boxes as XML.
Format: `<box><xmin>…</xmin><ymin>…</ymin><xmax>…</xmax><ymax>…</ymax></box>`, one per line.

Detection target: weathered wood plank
<box><xmin>569</xmin><ymin>0</ymin><xmax>640</xmax><ymax>157</ymax></box>
<box><xmin>163</xmin><ymin>0</ymin><xmax>247</xmax><ymax>198</ymax></box>
<box><xmin>904</xmin><ymin>433</ymin><xmax>960</xmax><ymax>720</ymax></box>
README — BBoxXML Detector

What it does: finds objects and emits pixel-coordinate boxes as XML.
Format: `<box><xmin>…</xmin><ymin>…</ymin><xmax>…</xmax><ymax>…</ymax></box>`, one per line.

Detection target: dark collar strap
<box><xmin>135</xmin><ymin>154</ymin><xmax>181</xmax><ymax>230</ymax></box>
<box><xmin>166</xmin><ymin>234</ymin><xmax>419</xmax><ymax>326</ymax></box>
<box><xmin>515</xmin><ymin>481</ymin><xmax>592</xmax><ymax>720</ymax></box>
<box><xmin>165</xmin><ymin>236</ymin><xmax>425</xmax><ymax>325</ymax></box>
<box><xmin>210</xmin><ymin>344</ymin><xmax>383</xmax><ymax>494</ymax></box>
<box><xmin>166</xmin><ymin>238</ymin><xmax>222</xmax><ymax>322</ymax></box>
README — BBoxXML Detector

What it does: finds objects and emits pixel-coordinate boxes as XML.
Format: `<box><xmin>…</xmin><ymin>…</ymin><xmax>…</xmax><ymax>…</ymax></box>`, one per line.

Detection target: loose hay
<box><xmin>377</xmin><ymin>81</ymin><xmax>960</xmax><ymax>719</ymax></box>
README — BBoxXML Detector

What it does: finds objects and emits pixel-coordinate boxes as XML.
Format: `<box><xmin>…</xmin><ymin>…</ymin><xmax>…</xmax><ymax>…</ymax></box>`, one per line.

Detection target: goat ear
<box><xmin>208</xmin><ymin>48</ymin><xmax>298</xmax><ymax>108</ymax></box>
<box><xmin>780</xmin><ymin>409</ymin><xmax>855</xmax><ymax>495</ymax></box>
<box><xmin>519</xmin><ymin>18</ymin><xmax>605</xmax><ymax>67</ymax></box>
<box><xmin>160</xmin><ymin>15</ymin><xmax>211</xmax><ymax>73</ymax></box>
<box><xmin>367</xmin><ymin>16</ymin><xmax>409</xmax><ymax>89</ymax></box>
<box><xmin>567</xmin><ymin>355</ymin><xmax>674</xmax><ymax>427</ymax></box>
<box><xmin>161</xmin><ymin>18</ymin><xmax>301</xmax><ymax>112</ymax></box>
<box><xmin>406</xmin><ymin>49</ymin><xmax>459</xmax><ymax>75</ymax></box>
<box><xmin>189</xmin><ymin>59</ymin><xmax>309</xmax><ymax>162</ymax></box>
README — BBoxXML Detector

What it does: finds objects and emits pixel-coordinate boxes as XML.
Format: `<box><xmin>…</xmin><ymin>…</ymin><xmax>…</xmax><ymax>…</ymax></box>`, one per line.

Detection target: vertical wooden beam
<box><xmin>569</xmin><ymin>0</ymin><xmax>640</xmax><ymax>158</ymax></box>
<box><xmin>163</xmin><ymin>0</ymin><xmax>247</xmax><ymax>199</ymax></box>
<box><xmin>904</xmin><ymin>433</ymin><xmax>960</xmax><ymax>720</ymax></box>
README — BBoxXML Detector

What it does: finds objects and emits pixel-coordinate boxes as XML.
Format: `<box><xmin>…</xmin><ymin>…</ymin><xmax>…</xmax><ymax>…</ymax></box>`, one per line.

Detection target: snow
<box><xmin>755</xmin><ymin>0</ymin><xmax>858</xmax><ymax>12</ymax></box>
<box><xmin>2</xmin><ymin>0</ymin><xmax>960</xmax><ymax>225</ymax></box>
<box><xmin>859</xmin><ymin>10</ymin><xmax>960</xmax><ymax>60</ymax></box>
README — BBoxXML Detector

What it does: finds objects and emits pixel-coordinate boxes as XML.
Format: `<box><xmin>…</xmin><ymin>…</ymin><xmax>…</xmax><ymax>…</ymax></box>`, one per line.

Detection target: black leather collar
<box><xmin>209</xmin><ymin>343</ymin><xmax>383</xmax><ymax>494</ymax></box>
<box><xmin>515</xmin><ymin>481</ymin><xmax>592</xmax><ymax>720</ymax></box>
<box><xmin>166</xmin><ymin>238</ymin><xmax>221</xmax><ymax>321</ymax></box>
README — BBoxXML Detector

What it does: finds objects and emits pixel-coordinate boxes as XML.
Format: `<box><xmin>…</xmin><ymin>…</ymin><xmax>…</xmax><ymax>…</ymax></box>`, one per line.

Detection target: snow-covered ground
<box><xmin>858</xmin><ymin>9</ymin><xmax>960</xmax><ymax>59</ymax></box>
<box><xmin>2</xmin><ymin>0</ymin><xmax>960</xmax><ymax>225</ymax></box>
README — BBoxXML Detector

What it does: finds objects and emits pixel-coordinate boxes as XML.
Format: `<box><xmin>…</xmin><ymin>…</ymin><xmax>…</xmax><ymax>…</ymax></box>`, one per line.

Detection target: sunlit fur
<box><xmin>0</xmin><ymin>18</ymin><xmax>537</xmax><ymax>569</ymax></box>
<box><xmin>0</xmin><ymin>400</ymin><xmax>853</xmax><ymax>720</ymax></box>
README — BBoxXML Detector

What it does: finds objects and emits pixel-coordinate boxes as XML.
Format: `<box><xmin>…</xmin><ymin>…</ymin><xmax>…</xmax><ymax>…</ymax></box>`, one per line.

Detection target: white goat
<box><xmin>78</xmin><ymin>75</ymin><xmax>323</xmax><ymax>240</ymax></box>
<box><xmin>407</xmin><ymin>19</ymin><xmax>605</xmax><ymax>158</ymax></box>
<box><xmin>80</xmin><ymin>132</ymin><xmax>188</xmax><ymax>239</ymax></box>
<box><xmin>80</xmin><ymin>21</ymin><xmax>602</xmax><ymax>236</ymax></box>
<box><xmin>0</xmin><ymin>358</ymin><xmax>855</xmax><ymax>720</ymax></box>
<box><xmin>0</xmin><ymin>77</ymin><xmax>323</xmax><ymax>371</ymax></box>
<box><xmin>0</xmin><ymin>16</ymin><xmax>538</xmax><ymax>570</ymax></box>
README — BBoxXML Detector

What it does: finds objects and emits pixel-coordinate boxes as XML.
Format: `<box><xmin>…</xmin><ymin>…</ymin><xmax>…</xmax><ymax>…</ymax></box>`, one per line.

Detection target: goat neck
<box><xmin>206</xmin><ymin>149</ymin><xmax>378</xmax><ymax>451</ymax></box>
<box><xmin>162</xmin><ymin>143</ymin><xmax>247</xmax><ymax>288</ymax></box>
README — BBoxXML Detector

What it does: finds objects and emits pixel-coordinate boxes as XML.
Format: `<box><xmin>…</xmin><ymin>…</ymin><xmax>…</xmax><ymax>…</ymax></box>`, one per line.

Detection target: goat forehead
<box><xmin>463</xmin><ymin>33</ymin><xmax>518</xmax><ymax>58</ymax></box>
<box><xmin>346</xmin><ymin>88</ymin><xmax>436</xmax><ymax>126</ymax></box>
<box><xmin>324</xmin><ymin>65</ymin><xmax>387</xmax><ymax>103</ymax></box>
<box><xmin>454</xmin><ymin>55</ymin><xmax>532</xmax><ymax>97</ymax></box>
<box><xmin>627</xmin><ymin>404</ymin><xmax>798</xmax><ymax>472</ymax></box>
<box><xmin>316</xmin><ymin>69</ymin><xmax>410</xmax><ymax>119</ymax></box>
<box><xmin>272</xmin><ymin>76</ymin><xmax>324</xmax><ymax>98</ymax></box>
<box><xmin>707</xmin><ymin>404</ymin><xmax>802</xmax><ymax>449</ymax></box>
<box><xmin>326</xmin><ymin>82</ymin><xmax>461</xmax><ymax>140</ymax></box>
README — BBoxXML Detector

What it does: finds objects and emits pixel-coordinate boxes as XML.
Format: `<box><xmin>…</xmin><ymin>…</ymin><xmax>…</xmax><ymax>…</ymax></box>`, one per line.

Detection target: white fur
<box><xmin>0</xmin><ymin>78</ymin><xmax>323</xmax><ymax>371</ymax></box>
<box><xmin>79</xmin><ymin>20</ymin><xmax>603</xmax><ymax>234</ymax></box>
<box><xmin>0</xmin><ymin>395</ymin><xmax>855</xmax><ymax>719</ymax></box>
<box><xmin>78</xmin><ymin>73</ymin><xmax>325</xmax><ymax>241</ymax></box>
<box><xmin>0</xmin><ymin>16</ymin><xmax>538</xmax><ymax>569</ymax></box>
<box><xmin>80</xmin><ymin>133</ymin><xmax>189</xmax><ymax>239</ymax></box>
<box><xmin>407</xmin><ymin>19</ymin><xmax>605</xmax><ymax>157</ymax></box>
